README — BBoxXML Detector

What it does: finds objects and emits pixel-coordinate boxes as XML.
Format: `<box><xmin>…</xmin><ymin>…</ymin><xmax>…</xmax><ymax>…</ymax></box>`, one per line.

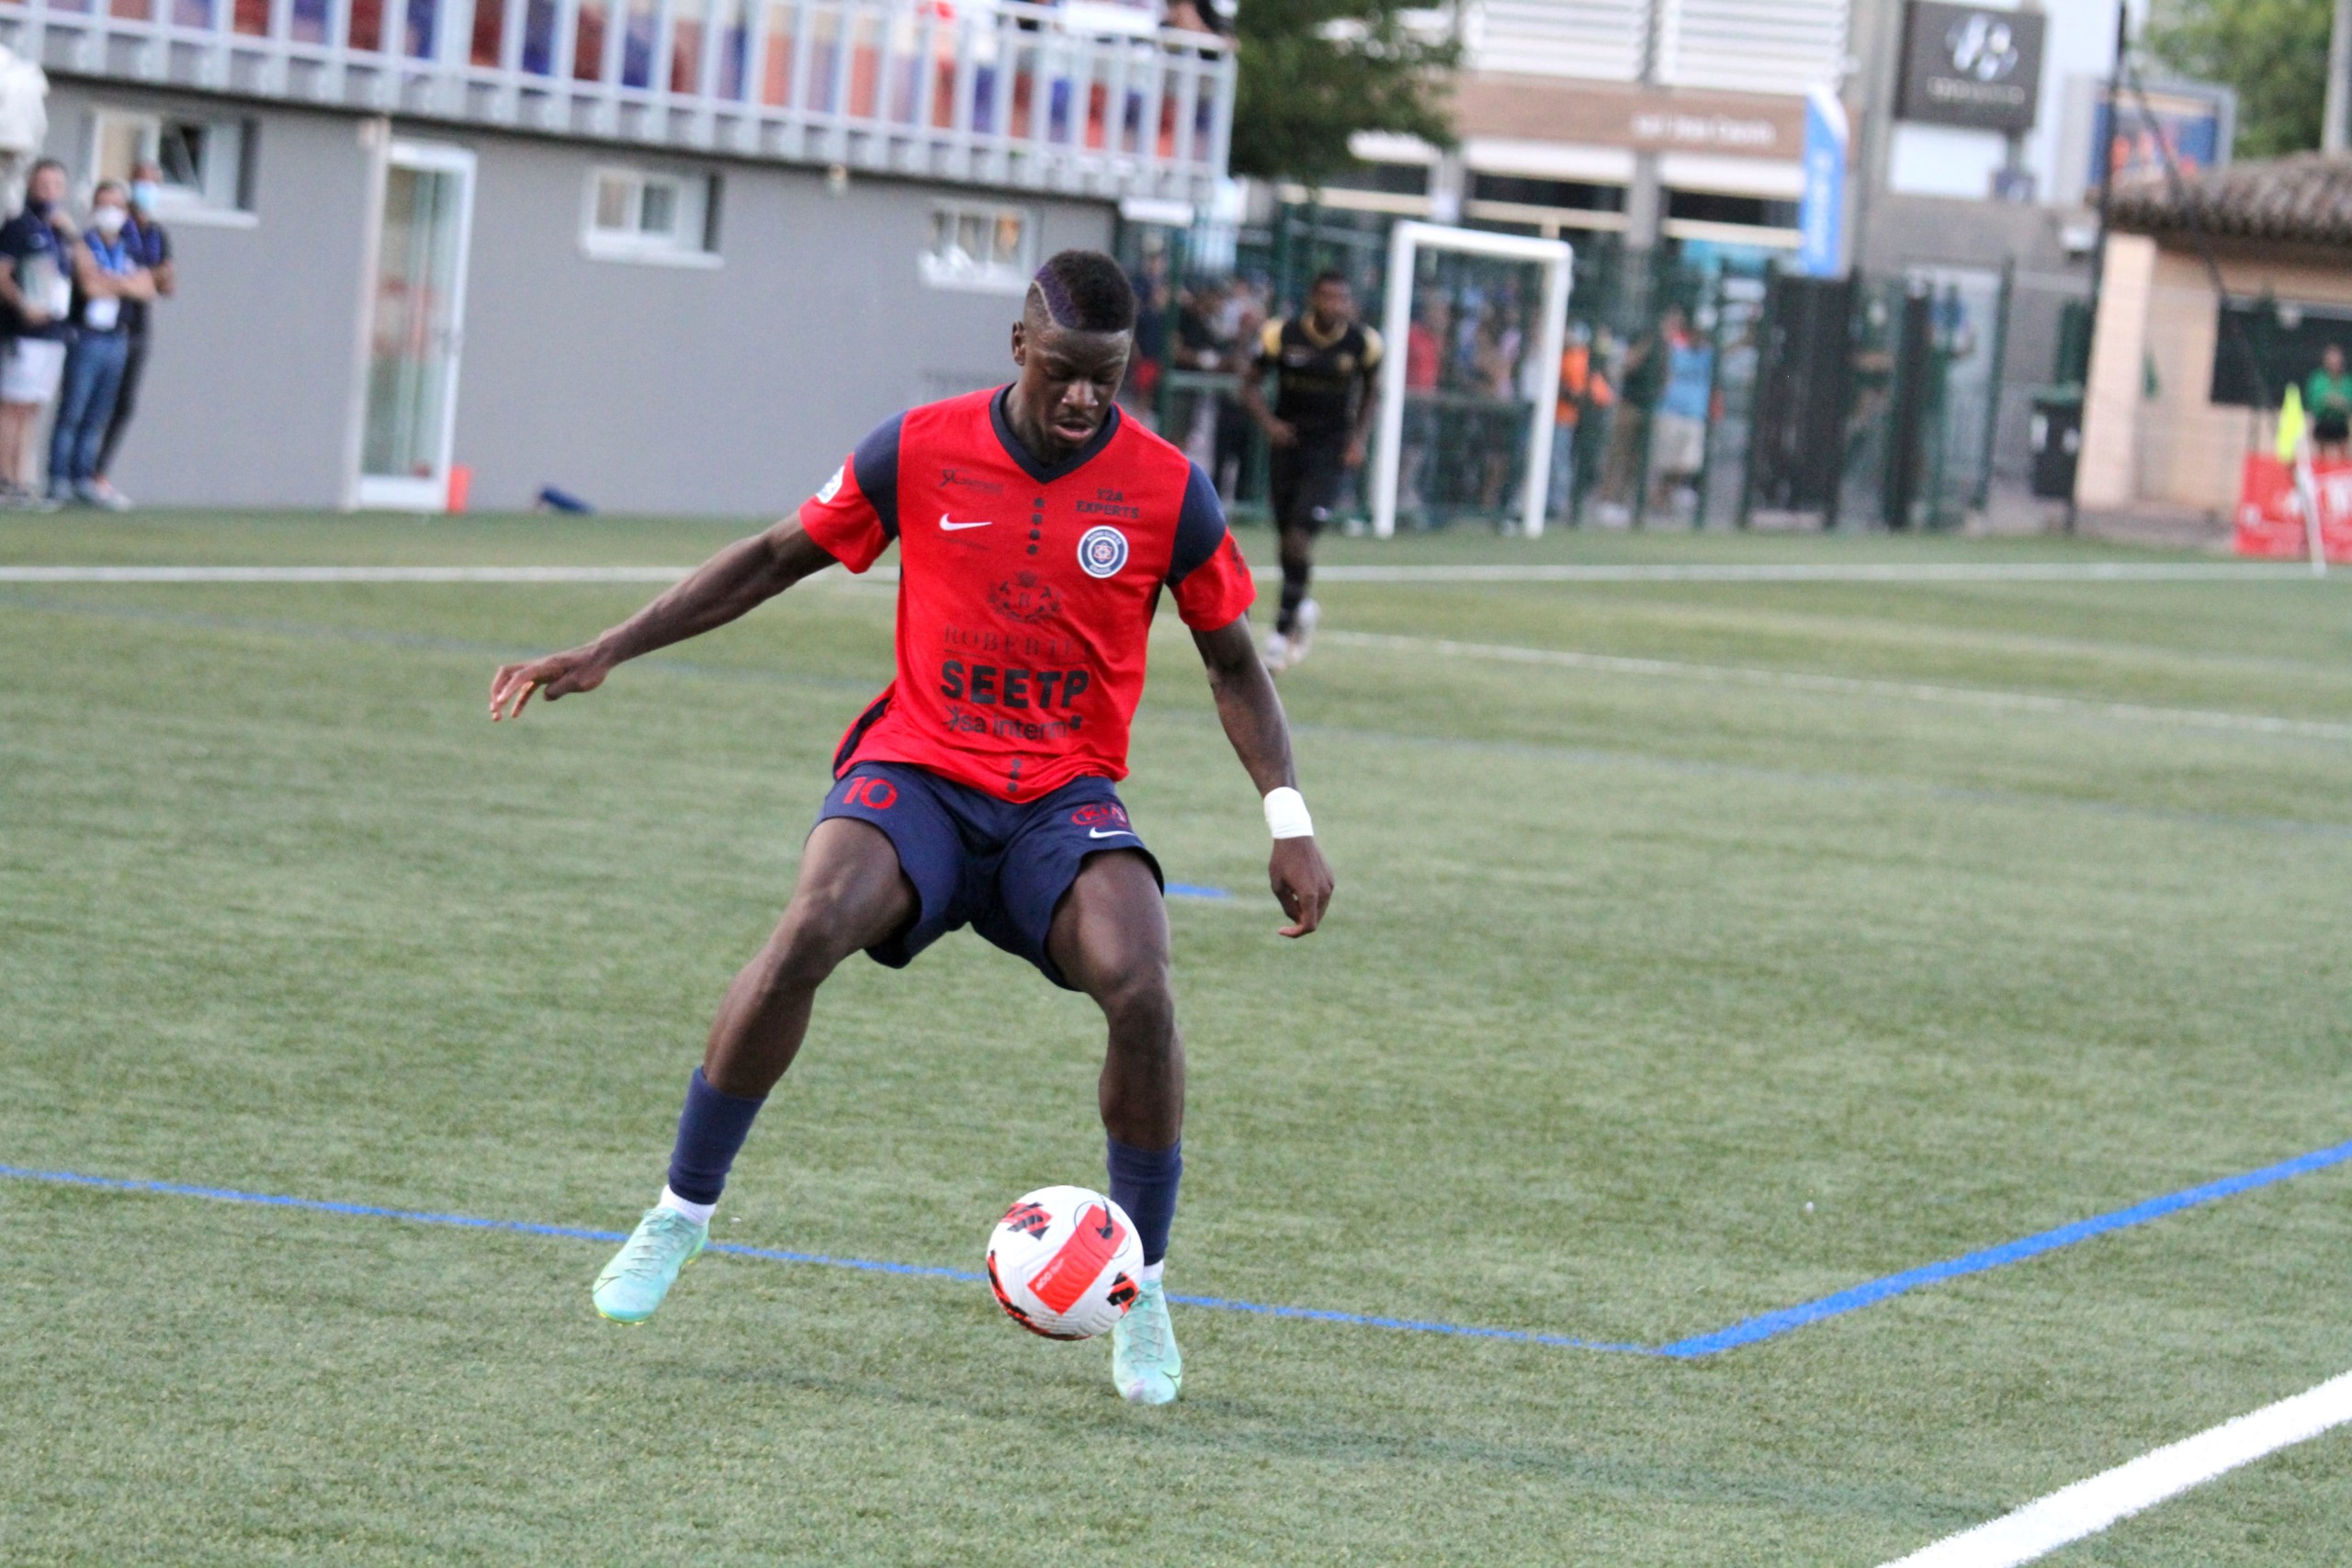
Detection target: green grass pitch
<box><xmin>5</xmin><ymin>513</ymin><xmax>2350</xmax><ymax>1563</ymax></box>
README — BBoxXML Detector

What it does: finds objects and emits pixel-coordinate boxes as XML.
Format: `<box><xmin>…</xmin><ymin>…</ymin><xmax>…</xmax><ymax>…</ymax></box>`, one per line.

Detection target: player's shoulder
<box><xmin>1102</xmin><ymin>407</ymin><xmax>1199</xmax><ymax>487</ymax></box>
<box><xmin>898</xmin><ymin>384</ymin><xmax>1002</xmax><ymax>436</ymax></box>
<box><xmin>1259</xmin><ymin>318</ymin><xmax>1289</xmax><ymax>355</ymax></box>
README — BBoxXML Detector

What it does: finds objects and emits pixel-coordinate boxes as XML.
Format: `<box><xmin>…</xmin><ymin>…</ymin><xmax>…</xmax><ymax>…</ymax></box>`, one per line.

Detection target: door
<box><xmin>356</xmin><ymin>141</ymin><xmax>475</xmax><ymax>511</ymax></box>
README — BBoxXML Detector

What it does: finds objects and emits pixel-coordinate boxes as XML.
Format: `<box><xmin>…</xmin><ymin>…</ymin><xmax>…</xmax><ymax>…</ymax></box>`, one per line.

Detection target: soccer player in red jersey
<box><xmin>488</xmin><ymin>250</ymin><xmax>1333</xmax><ymax>1404</ymax></box>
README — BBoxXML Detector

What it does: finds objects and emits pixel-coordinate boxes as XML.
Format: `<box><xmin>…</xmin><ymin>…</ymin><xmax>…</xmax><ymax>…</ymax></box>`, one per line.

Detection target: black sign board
<box><xmin>1897</xmin><ymin>2</ymin><xmax>2045</xmax><ymax>133</ymax></box>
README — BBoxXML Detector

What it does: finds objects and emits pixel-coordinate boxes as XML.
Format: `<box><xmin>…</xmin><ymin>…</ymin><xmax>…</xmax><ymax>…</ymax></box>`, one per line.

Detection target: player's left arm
<box><xmin>1193</xmin><ymin>615</ymin><xmax>1334</xmax><ymax>938</ymax></box>
<box><xmin>1345</xmin><ymin>328</ymin><xmax>1384</xmax><ymax>469</ymax></box>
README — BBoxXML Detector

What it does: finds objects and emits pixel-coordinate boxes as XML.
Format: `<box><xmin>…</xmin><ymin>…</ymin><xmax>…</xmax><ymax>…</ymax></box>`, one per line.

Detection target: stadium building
<box><xmin>0</xmin><ymin>0</ymin><xmax>1232</xmax><ymax>512</ymax></box>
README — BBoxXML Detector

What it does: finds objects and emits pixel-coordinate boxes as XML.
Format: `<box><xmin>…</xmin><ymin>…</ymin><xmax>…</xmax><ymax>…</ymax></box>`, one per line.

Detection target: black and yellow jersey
<box><xmin>1255</xmin><ymin>315</ymin><xmax>1383</xmax><ymax>446</ymax></box>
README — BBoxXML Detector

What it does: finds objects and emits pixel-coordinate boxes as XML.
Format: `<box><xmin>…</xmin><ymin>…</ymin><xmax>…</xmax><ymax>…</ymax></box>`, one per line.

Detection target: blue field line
<box><xmin>7</xmin><ymin>1140</ymin><xmax>2348</xmax><ymax>1358</ymax></box>
<box><xmin>1164</xmin><ymin>883</ymin><xmax>1232</xmax><ymax>899</ymax></box>
<box><xmin>1652</xmin><ymin>1136</ymin><xmax>2352</xmax><ymax>1359</ymax></box>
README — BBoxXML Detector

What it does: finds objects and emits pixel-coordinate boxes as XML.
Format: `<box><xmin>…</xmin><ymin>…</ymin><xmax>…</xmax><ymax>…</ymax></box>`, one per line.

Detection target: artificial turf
<box><xmin>4</xmin><ymin>514</ymin><xmax>2349</xmax><ymax>1564</ymax></box>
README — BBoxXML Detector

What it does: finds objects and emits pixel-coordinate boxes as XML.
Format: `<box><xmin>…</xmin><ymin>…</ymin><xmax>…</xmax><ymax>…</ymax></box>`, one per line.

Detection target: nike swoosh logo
<box><xmin>1087</xmin><ymin>829</ymin><xmax>1136</xmax><ymax>839</ymax></box>
<box><xmin>939</xmin><ymin>513</ymin><xmax>993</xmax><ymax>531</ymax></box>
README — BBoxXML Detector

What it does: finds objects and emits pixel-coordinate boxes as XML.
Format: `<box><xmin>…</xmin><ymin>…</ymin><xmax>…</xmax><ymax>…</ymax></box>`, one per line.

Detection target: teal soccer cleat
<box><xmin>1110</xmin><ymin>1278</ymin><xmax>1182</xmax><ymax>1404</ymax></box>
<box><xmin>592</xmin><ymin>1206</ymin><xmax>708</xmax><ymax>1324</ymax></box>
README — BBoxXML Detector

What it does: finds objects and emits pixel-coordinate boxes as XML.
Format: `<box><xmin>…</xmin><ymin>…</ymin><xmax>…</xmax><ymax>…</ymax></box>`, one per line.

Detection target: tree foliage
<box><xmin>1228</xmin><ymin>0</ymin><xmax>1458</xmax><ymax>186</ymax></box>
<box><xmin>2146</xmin><ymin>0</ymin><xmax>2331</xmax><ymax>159</ymax></box>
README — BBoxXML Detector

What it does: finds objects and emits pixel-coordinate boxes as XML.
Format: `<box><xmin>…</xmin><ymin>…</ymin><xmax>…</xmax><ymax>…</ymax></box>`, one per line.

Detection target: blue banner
<box><xmin>1796</xmin><ymin>86</ymin><xmax>1848</xmax><ymax>278</ymax></box>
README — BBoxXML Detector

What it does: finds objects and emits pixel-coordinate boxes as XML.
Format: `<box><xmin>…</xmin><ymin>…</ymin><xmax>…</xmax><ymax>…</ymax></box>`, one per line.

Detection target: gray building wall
<box><xmin>40</xmin><ymin>76</ymin><xmax>1114</xmax><ymax>513</ymax></box>
<box><xmin>455</xmin><ymin>135</ymin><xmax>1112</xmax><ymax>514</ymax></box>
<box><xmin>44</xmin><ymin>80</ymin><xmax>373</xmax><ymax>508</ymax></box>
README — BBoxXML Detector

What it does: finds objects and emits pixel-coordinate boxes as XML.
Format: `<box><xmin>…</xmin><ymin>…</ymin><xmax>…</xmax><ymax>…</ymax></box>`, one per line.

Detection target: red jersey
<box><xmin>797</xmin><ymin>387</ymin><xmax>1257</xmax><ymax>803</ymax></box>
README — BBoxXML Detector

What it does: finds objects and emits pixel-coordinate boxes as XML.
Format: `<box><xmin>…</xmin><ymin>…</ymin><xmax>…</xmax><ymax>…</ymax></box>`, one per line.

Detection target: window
<box><xmin>1468</xmin><ymin>174</ymin><xmax>1624</xmax><ymax>214</ymax></box>
<box><xmin>582</xmin><ymin>166</ymin><xmax>720</xmax><ymax>265</ymax></box>
<box><xmin>87</xmin><ymin>108</ymin><xmax>255</xmax><ymax>225</ymax></box>
<box><xmin>921</xmin><ymin>202</ymin><xmax>1036</xmax><ymax>294</ymax></box>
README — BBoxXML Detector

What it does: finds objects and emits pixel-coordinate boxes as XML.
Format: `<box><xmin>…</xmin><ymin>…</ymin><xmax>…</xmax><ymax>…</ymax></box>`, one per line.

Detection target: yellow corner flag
<box><xmin>2278</xmin><ymin>383</ymin><xmax>2307</xmax><ymax>462</ymax></box>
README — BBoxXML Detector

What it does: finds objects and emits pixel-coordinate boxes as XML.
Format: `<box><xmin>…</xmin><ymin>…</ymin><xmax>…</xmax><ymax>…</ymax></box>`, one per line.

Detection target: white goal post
<box><xmin>1371</xmin><ymin>221</ymin><xmax>1576</xmax><ymax>538</ymax></box>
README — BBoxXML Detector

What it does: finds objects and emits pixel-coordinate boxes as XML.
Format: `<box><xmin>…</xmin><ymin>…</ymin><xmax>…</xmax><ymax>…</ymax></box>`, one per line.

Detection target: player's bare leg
<box><xmin>1268</xmin><ymin>523</ymin><xmax>1317</xmax><ymax>672</ymax></box>
<box><xmin>593</xmin><ymin>818</ymin><xmax>915</xmax><ymax>1323</ymax></box>
<box><xmin>1048</xmin><ymin>849</ymin><xmax>1187</xmax><ymax>1404</ymax></box>
<box><xmin>704</xmin><ymin>818</ymin><xmax>917</xmax><ymax>1097</ymax></box>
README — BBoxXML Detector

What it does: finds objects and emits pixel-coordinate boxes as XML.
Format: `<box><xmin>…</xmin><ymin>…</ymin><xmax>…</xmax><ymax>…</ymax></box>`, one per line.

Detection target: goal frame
<box><xmin>1371</xmin><ymin>221</ymin><xmax>1576</xmax><ymax>538</ymax></box>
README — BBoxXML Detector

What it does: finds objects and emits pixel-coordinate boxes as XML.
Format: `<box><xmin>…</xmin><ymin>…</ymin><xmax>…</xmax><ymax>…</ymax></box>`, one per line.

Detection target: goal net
<box><xmin>1371</xmin><ymin>221</ymin><xmax>1575</xmax><ymax>538</ymax></box>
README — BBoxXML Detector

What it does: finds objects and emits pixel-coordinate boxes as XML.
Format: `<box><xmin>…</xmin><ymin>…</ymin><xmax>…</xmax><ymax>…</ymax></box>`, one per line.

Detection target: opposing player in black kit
<box><xmin>1239</xmin><ymin>268</ymin><xmax>1381</xmax><ymax>672</ymax></box>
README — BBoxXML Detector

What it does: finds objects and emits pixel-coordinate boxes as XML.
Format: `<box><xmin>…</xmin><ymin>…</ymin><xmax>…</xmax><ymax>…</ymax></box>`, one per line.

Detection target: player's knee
<box><xmin>763</xmin><ymin>903</ymin><xmax>862</xmax><ymax>992</ymax></box>
<box><xmin>1094</xmin><ymin>963</ymin><xmax>1175</xmax><ymax>1047</ymax></box>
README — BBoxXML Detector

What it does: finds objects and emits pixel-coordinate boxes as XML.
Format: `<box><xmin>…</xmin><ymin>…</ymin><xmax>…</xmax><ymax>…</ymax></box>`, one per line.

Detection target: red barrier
<box><xmin>2233</xmin><ymin>452</ymin><xmax>2352</xmax><ymax>562</ymax></box>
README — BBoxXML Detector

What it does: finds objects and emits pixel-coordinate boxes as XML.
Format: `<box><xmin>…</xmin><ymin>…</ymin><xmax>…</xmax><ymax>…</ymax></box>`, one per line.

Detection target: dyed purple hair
<box><xmin>1027</xmin><ymin>250</ymin><xmax>1136</xmax><ymax>333</ymax></box>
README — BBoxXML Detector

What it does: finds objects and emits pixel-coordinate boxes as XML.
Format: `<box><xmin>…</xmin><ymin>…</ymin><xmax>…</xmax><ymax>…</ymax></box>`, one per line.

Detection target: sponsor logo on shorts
<box><xmin>1070</xmin><ymin>802</ymin><xmax>1131</xmax><ymax>831</ymax></box>
<box><xmin>989</xmin><ymin>571</ymin><xmax>1061</xmax><ymax>624</ymax></box>
<box><xmin>1077</xmin><ymin>525</ymin><xmax>1129</xmax><ymax>579</ymax></box>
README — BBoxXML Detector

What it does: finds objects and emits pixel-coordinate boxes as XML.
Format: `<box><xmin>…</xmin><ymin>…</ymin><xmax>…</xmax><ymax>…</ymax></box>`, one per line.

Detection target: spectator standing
<box><xmin>2308</xmin><ymin>343</ymin><xmax>2352</xmax><ymax>459</ymax></box>
<box><xmin>1595</xmin><ymin>317</ymin><xmax>1660</xmax><ymax>525</ymax></box>
<box><xmin>1648</xmin><ymin>306</ymin><xmax>1713</xmax><ymax>518</ymax></box>
<box><xmin>93</xmin><ymin>162</ymin><xmax>173</xmax><ymax>507</ymax></box>
<box><xmin>1548</xmin><ymin>321</ymin><xmax>1612</xmax><ymax>521</ymax></box>
<box><xmin>0</xmin><ymin>159</ymin><xmax>96</xmax><ymax>508</ymax></box>
<box><xmin>49</xmin><ymin>181</ymin><xmax>153</xmax><ymax>508</ymax></box>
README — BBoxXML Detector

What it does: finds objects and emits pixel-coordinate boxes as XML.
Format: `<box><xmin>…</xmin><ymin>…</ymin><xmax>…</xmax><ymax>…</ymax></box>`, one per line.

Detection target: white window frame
<box><xmin>85</xmin><ymin>107</ymin><xmax>256</xmax><ymax>229</ymax></box>
<box><xmin>920</xmin><ymin>200</ymin><xmax>1039</xmax><ymax>295</ymax></box>
<box><xmin>581</xmin><ymin>165</ymin><xmax>721</xmax><ymax>269</ymax></box>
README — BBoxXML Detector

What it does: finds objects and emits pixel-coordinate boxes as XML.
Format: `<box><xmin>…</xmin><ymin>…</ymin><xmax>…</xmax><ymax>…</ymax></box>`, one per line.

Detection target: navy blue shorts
<box><xmin>815</xmin><ymin>761</ymin><xmax>1163</xmax><ymax>990</ymax></box>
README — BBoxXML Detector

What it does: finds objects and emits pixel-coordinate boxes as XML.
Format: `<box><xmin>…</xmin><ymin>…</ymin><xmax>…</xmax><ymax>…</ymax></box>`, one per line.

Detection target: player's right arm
<box><xmin>488</xmin><ymin>517</ymin><xmax>838</xmax><ymax>720</ymax></box>
<box><xmin>1238</xmin><ymin>319</ymin><xmax>1296</xmax><ymax>448</ymax></box>
<box><xmin>493</xmin><ymin>417</ymin><xmax>904</xmax><ymax>721</ymax></box>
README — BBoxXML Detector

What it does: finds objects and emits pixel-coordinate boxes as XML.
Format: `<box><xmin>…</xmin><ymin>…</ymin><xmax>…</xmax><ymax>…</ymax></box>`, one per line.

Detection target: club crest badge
<box><xmin>1077</xmin><ymin>525</ymin><xmax>1129</xmax><ymax>579</ymax></box>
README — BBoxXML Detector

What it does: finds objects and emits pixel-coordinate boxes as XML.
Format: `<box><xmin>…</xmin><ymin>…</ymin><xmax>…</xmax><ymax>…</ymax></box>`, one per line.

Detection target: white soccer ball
<box><xmin>985</xmin><ymin>1185</ymin><xmax>1144</xmax><ymax>1340</ymax></box>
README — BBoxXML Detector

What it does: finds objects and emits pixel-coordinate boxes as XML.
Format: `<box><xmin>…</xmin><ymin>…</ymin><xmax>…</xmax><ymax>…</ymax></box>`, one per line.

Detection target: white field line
<box><xmin>1324</xmin><ymin>629</ymin><xmax>2352</xmax><ymax>743</ymax></box>
<box><xmin>1880</xmin><ymin>1369</ymin><xmax>2352</xmax><ymax>1568</ymax></box>
<box><xmin>0</xmin><ymin>565</ymin><xmax>704</xmax><ymax>582</ymax></box>
<box><xmin>1301</xmin><ymin>562</ymin><xmax>2310</xmax><ymax>583</ymax></box>
<box><xmin>0</xmin><ymin>562</ymin><xmax>2318</xmax><ymax>585</ymax></box>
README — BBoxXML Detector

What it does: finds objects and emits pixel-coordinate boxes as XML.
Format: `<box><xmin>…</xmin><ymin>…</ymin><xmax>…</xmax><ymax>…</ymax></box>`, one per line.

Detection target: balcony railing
<box><xmin>0</xmin><ymin>0</ymin><xmax>1235</xmax><ymax>198</ymax></box>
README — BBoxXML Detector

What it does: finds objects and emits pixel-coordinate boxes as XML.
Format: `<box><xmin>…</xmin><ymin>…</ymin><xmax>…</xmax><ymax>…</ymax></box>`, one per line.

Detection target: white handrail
<box><xmin>0</xmin><ymin>0</ymin><xmax>1235</xmax><ymax>197</ymax></box>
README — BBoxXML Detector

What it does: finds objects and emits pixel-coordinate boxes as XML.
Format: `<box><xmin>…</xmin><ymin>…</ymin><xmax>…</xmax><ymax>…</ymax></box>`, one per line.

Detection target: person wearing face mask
<box><xmin>47</xmin><ymin>180</ymin><xmax>154</xmax><ymax>508</ymax></box>
<box><xmin>0</xmin><ymin>158</ymin><xmax>104</xmax><ymax>507</ymax></box>
<box><xmin>93</xmin><ymin>163</ymin><xmax>173</xmax><ymax>508</ymax></box>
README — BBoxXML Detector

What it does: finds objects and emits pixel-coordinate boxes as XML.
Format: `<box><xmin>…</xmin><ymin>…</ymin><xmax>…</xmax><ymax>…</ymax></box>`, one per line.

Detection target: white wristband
<box><xmin>1262</xmin><ymin>786</ymin><xmax>1314</xmax><ymax>840</ymax></box>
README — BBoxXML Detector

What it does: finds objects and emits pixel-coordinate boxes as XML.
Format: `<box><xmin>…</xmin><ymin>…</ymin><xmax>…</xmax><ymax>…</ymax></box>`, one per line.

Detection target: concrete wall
<box><xmin>2129</xmin><ymin>247</ymin><xmax>2352</xmax><ymax>513</ymax></box>
<box><xmin>2075</xmin><ymin>232</ymin><xmax>2154</xmax><ymax>510</ymax></box>
<box><xmin>44</xmin><ymin>80</ymin><xmax>373</xmax><ymax>508</ymax></box>
<box><xmin>454</xmin><ymin>136</ymin><xmax>1114</xmax><ymax>514</ymax></box>
<box><xmin>41</xmin><ymin>77</ymin><xmax>1114</xmax><ymax>513</ymax></box>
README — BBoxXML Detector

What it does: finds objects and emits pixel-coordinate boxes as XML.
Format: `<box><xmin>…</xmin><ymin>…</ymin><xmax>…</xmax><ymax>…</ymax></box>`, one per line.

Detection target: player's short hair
<box><xmin>1029</xmin><ymin>250</ymin><xmax>1137</xmax><ymax>334</ymax></box>
<box><xmin>1311</xmin><ymin>268</ymin><xmax>1351</xmax><ymax>292</ymax></box>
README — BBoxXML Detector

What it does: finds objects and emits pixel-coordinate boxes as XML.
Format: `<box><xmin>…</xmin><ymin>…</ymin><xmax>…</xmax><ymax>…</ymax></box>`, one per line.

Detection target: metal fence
<box><xmin>1123</xmin><ymin>200</ymin><xmax>2029</xmax><ymax>535</ymax></box>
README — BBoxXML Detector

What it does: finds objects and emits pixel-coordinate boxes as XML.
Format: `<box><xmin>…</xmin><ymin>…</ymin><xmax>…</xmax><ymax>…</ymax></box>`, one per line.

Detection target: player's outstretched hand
<box><xmin>489</xmin><ymin>647</ymin><xmax>611</xmax><ymax>721</ymax></box>
<box><xmin>1270</xmin><ymin>835</ymin><xmax>1333</xmax><ymax>939</ymax></box>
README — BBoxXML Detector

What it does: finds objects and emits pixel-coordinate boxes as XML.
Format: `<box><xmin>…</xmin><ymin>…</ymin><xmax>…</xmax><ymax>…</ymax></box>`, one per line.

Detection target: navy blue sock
<box><xmin>1105</xmin><ymin>1136</ymin><xmax>1182</xmax><ymax>1267</ymax></box>
<box><xmin>664</xmin><ymin>1067</ymin><xmax>767</xmax><ymax>1205</ymax></box>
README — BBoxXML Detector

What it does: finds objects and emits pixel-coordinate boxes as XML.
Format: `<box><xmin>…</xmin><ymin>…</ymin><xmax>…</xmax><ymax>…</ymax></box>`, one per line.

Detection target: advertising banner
<box><xmin>1796</xmin><ymin>85</ymin><xmax>1848</xmax><ymax>279</ymax></box>
<box><xmin>1897</xmin><ymin>2</ymin><xmax>2046</xmax><ymax>133</ymax></box>
<box><xmin>2234</xmin><ymin>453</ymin><xmax>2352</xmax><ymax>562</ymax></box>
